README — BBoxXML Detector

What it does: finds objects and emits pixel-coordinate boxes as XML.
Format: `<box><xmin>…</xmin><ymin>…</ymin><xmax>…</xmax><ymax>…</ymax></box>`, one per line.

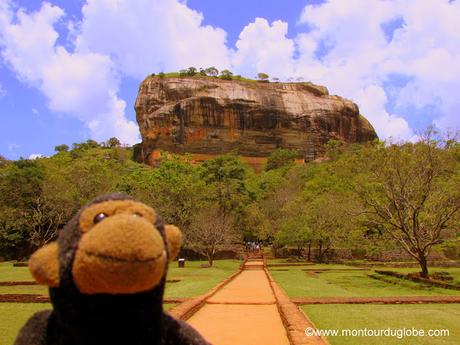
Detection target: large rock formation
<box><xmin>135</xmin><ymin>76</ymin><xmax>377</xmax><ymax>166</ymax></box>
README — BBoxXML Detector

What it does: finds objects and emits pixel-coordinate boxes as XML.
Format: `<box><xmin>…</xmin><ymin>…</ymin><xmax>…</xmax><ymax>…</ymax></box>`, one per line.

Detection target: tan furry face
<box><xmin>73</xmin><ymin>200</ymin><xmax>165</xmax><ymax>294</ymax></box>
<box><xmin>29</xmin><ymin>199</ymin><xmax>182</xmax><ymax>295</ymax></box>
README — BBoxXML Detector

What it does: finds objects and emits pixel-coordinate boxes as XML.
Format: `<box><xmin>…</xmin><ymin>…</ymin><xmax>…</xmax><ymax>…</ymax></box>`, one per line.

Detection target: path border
<box><xmin>292</xmin><ymin>296</ymin><xmax>460</xmax><ymax>305</ymax></box>
<box><xmin>168</xmin><ymin>259</ymin><xmax>246</xmax><ymax>320</ymax></box>
<box><xmin>264</xmin><ymin>265</ymin><xmax>329</xmax><ymax>345</ymax></box>
<box><xmin>0</xmin><ymin>294</ymin><xmax>191</xmax><ymax>304</ymax></box>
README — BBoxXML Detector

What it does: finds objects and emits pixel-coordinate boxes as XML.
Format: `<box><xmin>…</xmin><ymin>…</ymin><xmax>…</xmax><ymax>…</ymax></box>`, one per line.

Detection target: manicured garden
<box><xmin>165</xmin><ymin>259</ymin><xmax>241</xmax><ymax>298</ymax></box>
<box><xmin>0</xmin><ymin>262</ymin><xmax>35</xmax><ymax>281</ymax></box>
<box><xmin>269</xmin><ymin>264</ymin><xmax>460</xmax><ymax>298</ymax></box>
<box><xmin>269</xmin><ymin>259</ymin><xmax>460</xmax><ymax>344</ymax></box>
<box><xmin>0</xmin><ymin>260</ymin><xmax>241</xmax><ymax>297</ymax></box>
<box><xmin>0</xmin><ymin>303</ymin><xmax>51</xmax><ymax>345</ymax></box>
<box><xmin>302</xmin><ymin>304</ymin><xmax>460</xmax><ymax>345</ymax></box>
<box><xmin>0</xmin><ymin>259</ymin><xmax>240</xmax><ymax>344</ymax></box>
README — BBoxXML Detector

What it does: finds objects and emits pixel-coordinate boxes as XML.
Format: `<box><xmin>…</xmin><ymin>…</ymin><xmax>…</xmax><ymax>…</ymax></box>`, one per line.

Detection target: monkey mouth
<box><xmin>73</xmin><ymin>247</ymin><xmax>167</xmax><ymax>294</ymax></box>
<box><xmin>82</xmin><ymin>250</ymin><xmax>165</xmax><ymax>264</ymax></box>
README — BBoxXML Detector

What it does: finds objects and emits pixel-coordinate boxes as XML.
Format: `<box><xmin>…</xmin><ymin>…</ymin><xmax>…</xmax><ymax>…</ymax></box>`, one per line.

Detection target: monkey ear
<box><xmin>165</xmin><ymin>225</ymin><xmax>182</xmax><ymax>261</ymax></box>
<box><xmin>29</xmin><ymin>242</ymin><xmax>60</xmax><ymax>287</ymax></box>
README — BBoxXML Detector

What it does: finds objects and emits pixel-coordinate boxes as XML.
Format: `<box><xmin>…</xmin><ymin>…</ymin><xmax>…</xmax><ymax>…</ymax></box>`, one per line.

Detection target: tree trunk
<box><xmin>317</xmin><ymin>242</ymin><xmax>323</xmax><ymax>263</ymax></box>
<box><xmin>307</xmin><ymin>242</ymin><xmax>311</xmax><ymax>261</ymax></box>
<box><xmin>296</xmin><ymin>246</ymin><xmax>303</xmax><ymax>258</ymax></box>
<box><xmin>207</xmin><ymin>249</ymin><xmax>214</xmax><ymax>267</ymax></box>
<box><xmin>418</xmin><ymin>253</ymin><xmax>429</xmax><ymax>278</ymax></box>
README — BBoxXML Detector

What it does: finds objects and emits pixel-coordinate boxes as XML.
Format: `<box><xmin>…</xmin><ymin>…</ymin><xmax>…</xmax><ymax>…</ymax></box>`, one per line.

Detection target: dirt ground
<box><xmin>207</xmin><ymin>270</ymin><xmax>275</xmax><ymax>304</ymax></box>
<box><xmin>187</xmin><ymin>261</ymin><xmax>290</xmax><ymax>345</ymax></box>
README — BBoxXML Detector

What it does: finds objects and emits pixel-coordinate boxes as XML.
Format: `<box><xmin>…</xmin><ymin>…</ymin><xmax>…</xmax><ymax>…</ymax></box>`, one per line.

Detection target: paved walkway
<box><xmin>187</xmin><ymin>260</ymin><xmax>290</xmax><ymax>345</ymax></box>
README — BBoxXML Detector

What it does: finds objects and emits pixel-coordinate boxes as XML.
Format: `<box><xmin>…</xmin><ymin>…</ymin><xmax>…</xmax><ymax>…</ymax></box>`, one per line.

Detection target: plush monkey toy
<box><xmin>15</xmin><ymin>193</ymin><xmax>210</xmax><ymax>345</ymax></box>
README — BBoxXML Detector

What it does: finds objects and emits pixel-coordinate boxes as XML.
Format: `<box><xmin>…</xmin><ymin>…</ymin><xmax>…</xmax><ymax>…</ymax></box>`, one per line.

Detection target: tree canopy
<box><xmin>1</xmin><ymin>132</ymin><xmax>459</xmax><ymax>276</ymax></box>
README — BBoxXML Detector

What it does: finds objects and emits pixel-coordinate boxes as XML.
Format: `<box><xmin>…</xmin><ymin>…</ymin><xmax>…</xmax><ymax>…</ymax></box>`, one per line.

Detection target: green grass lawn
<box><xmin>0</xmin><ymin>259</ymin><xmax>239</xmax><ymax>344</ymax></box>
<box><xmin>384</xmin><ymin>267</ymin><xmax>460</xmax><ymax>285</ymax></box>
<box><xmin>0</xmin><ymin>303</ymin><xmax>50</xmax><ymax>345</ymax></box>
<box><xmin>270</xmin><ymin>266</ymin><xmax>460</xmax><ymax>297</ymax></box>
<box><xmin>165</xmin><ymin>259</ymin><xmax>241</xmax><ymax>298</ymax></box>
<box><xmin>0</xmin><ymin>262</ymin><xmax>34</xmax><ymax>281</ymax></box>
<box><xmin>0</xmin><ymin>285</ymin><xmax>48</xmax><ymax>295</ymax></box>
<box><xmin>0</xmin><ymin>260</ymin><xmax>241</xmax><ymax>297</ymax></box>
<box><xmin>302</xmin><ymin>304</ymin><xmax>460</xmax><ymax>345</ymax></box>
<box><xmin>0</xmin><ymin>303</ymin><xmax>177</xmax><ymax>345</ymax></box>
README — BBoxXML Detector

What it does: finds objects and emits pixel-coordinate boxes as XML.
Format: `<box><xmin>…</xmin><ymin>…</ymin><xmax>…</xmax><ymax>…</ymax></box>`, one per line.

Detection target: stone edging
<box><xmin>0</xmin><ymin>281</ymin><xmax>38</xmax><ymax>286</ymax></box>
<box><xmin>267</xmin><ymin>263</ymin><xmax>315</xmax><ymax>267</ymax></box>
<box><xmin>0</xmin><ymin>294</ymin><xmax>50</xmax><ymax>303</ymax></box>
<box><xmin>291</xmin><ymin>296</ymin><xmax>460</xmax><ymax>305</ymax></box>
<box><xmin>168</xmin><ymin>260</ymin><xmax>246</xmax><ymax>320</ymax></box>
<box><xmin>264</xmin><ymin>267</ymin><xmax>329</xmax><ymax>345</ymax></box>
<box><xmin>0</xmin><ymin>294</ymin><xmax>190</xmax><ymax>304</ymax></box>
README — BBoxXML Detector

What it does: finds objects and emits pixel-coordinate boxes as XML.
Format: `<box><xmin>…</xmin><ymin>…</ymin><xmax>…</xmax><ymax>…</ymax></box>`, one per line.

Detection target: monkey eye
<box><xmin>94</xmin><ymin>213</ymin><xmax>108</xmax><ymax>224</ymax></box>
<box><xmin>133</xmin><ymin>212</ymin><xmax>143</xmax><ymax>218</ymax></box>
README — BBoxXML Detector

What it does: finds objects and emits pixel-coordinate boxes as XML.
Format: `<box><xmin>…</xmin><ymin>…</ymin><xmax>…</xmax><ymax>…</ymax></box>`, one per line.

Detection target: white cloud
<box><xmin>8</xmin><ymin>143</ymin><xmax>19</xmax><ymax>152</ymax></box>
<box><xmin>28</xmin><ymin>153</ymin><xmax>44</xmax><ymax>160</ymax></box>
<box><xmin>232</xmin><ymin>18</ymin><xmax>295</xmax><ymax>79</ymax></box>
<box><xmin>1</xmin><ymin>0</ymin><xmax>460</xmax><ymax>143</ymax></box>
<box><xmin>0</xmin><ymin>2</ymin><xmax>139</xmax><ymax>144</ymax></box>
<box><xmin>75</xmin><ymin>0</ymin><xmax>230</xmax><ymax>79</ymax></box>
<box><xmin>354</xmin><ymin>85</ymin><xmax>413</xmax><ymax>140</ymax></box>
<box><xmin>385</xmin><ymin>0</ymin><xmax>460</xmax><ymax>133</ymax></box>
<box><xmin>231</xmin><ymin>0</ymin><xmax>460</xmax><ymax>140</ymax></box>
<box><xmin>0</xmin><ymin>0</ymin><xmax>234</xmax><ymax>145</ymax></box>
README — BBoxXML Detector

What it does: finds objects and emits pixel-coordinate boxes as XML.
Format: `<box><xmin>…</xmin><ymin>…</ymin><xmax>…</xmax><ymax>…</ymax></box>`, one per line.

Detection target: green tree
<box><xmin>71</xmin><ymin>139</ymin><xmax>100</xmax><ymax>152</ymax></box>
<box><xmin>305</xmin><ymin>194</ymin><xmax>352</xmax><ymax>262</ymax></box>
<box><xmin>266</xmin><ymin>148</ymin><xmax>299</xmax><ymax>171</ymax></box>
<box><xmin>186</xmin><ymin>67</ymin><xmax>197</xmax><ymax>76</ymax></box>
<box><xmin>200</xmin><ymin>154</ymin><xmax>249</xmax><ymax>215</ymax></box>
<box><xmin>106</xmin><ymin>137</ymin><xmax>121</xmax><ymax>148</ymax></box>
<box><xmin>187</xmin><ymin>204</ymin><xmax>237</xmax><ymax>266</ymax></box>
<box><xmin>275</xmin><ymin>204</ymin><xmax>313</xmax><ymax>258</ymax></box>
<box><xmin>257</xmin><ymin>72</ymin><xmax>269</xmax><ymax>81</ymax></box>
<box><xmin>0</xmin><ymin>159</ymin><xmax>47</xmax><ymax>252</ymax></box>
<box><xmin>118</xmin><ymin>155</ymin><xmax>209</xmax><ymax>229</ymax></box>
<box><xmin>0</xmin><ymin>159</ymin><xmax>44</xmax><ymax>209</ymax></box>
<box><xmin>219</xmin><ymin>70</ymin><xmax>233</xmax><ymax>80</ymax></box>
<box><xmin>205</xmin><ymin>67</ymin><xmax>219</xmax><ymax>77</ymax></box>
<box><xmin>54</xmin><ymin>144</ymin><xmax>69</xmax><ymax>153</ymax></box>
<box><xmin>344</xmin><ymin>133</ymin><xmax>460</xmax><ymax>277</ymax></box>
<box><xmin>239</xmin><ymin>203</ymin><xmax>271</xmax><ymax>241</ymax></box>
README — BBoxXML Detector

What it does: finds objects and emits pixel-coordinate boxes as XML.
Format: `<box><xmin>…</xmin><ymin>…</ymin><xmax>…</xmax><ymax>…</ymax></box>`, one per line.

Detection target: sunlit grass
<box><xmin>0</xmin><ymin>303</ymin><xmax>50</xmax><ymax>345</ymax></box>
<box><xmin>270</xmin><ymin>266</ymin><xmax>460</xmax><ymax>297</ymax></box>
<box><xmin>0</xmin><ymin>262</ymin><xmax>33</xmax><ymax>281</ymax></box>
<box><xmin>0</xmin><ymin>285</ymin><xmax>47</xmax><ymax>295</ymax></box>
<box><xmin>165</xmin><ymin>259</ymin><xmax>241</xmax><ymax>298</ymax></box>
<box><xmin>303</xmin><ymin>304</ymin><xmax>460</xmax><ymax>345</ymax></box>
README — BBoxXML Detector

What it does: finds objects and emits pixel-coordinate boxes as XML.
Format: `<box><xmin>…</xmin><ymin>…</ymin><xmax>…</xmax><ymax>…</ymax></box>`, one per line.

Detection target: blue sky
<box><xmin>1</xmin><ymin>0</ymin><xmax>459</xmax><ymax>159</ymax></box>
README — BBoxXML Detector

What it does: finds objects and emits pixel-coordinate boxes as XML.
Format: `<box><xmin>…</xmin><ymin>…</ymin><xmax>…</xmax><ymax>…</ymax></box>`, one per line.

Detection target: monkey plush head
<box><xmin>17</xmin><ymin>194</ymin><xmax>208</xmax><ymax>345</ymax></box>
<box><xmin>30</xmin><ymin>193</ymin><xmax>181</xmax><ymax>295</ymax></box>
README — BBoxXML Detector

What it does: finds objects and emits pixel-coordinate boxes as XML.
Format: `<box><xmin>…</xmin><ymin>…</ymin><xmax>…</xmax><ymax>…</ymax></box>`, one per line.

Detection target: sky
<box><xmin>0</xmin><ymin>0</ymin><xmax>459</xmax><ymax>159</ymax></box>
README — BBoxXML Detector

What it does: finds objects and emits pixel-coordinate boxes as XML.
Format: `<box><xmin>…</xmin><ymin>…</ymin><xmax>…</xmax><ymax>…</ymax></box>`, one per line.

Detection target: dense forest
<box><xmin>1</xmin><ymin>130</ymin><xmax>459</xmax><ymax>275</ymax></box>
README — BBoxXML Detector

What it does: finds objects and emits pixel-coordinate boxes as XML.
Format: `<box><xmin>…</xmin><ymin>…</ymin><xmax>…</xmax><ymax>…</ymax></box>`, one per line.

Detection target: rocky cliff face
<box><xmin>135</xmin><ymin>76</ymin><xmax>377</xmax><ymax>165</ymax></box>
